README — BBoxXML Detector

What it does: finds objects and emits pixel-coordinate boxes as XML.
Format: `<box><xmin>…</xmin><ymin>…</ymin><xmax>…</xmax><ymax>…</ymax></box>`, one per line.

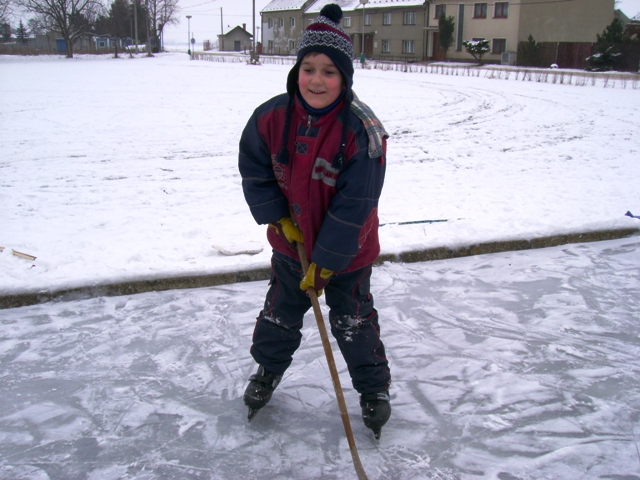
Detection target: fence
<box><xmin>191</xmin><ymin>52</ymin><xmax>639</xmax><ymax>89</ymax></box>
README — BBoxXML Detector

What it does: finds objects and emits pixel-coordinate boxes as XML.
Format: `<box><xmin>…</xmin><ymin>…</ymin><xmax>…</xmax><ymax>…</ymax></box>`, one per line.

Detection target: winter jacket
<box><xmin>239</xmin><ymin>93</ymin><xmax>387</xmax><ymax>273</ymax></box>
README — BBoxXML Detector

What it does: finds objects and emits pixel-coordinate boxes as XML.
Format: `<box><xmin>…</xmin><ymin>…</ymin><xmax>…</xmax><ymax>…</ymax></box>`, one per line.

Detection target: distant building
<box><xmin>260</xmin><ymin>0</ymin><xmax>617</xmax><ymax>65</ymax></box>
<box><xmin>219</xmin><ymin>24</ymin><xmax>253</xmax><ymax>52</ymax></box>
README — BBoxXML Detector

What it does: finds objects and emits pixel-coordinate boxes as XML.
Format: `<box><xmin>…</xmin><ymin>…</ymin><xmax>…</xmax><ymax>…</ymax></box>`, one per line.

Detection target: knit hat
<box><xmin>286</xmin><ymin>4</ymin><xmax>355</xmax><ymax>100</ymax></box>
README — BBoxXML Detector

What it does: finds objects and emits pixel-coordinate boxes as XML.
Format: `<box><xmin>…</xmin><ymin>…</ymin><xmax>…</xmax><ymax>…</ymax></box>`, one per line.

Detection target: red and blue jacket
<box><xmin>239</xmin><ymin>93</ymin><xmax>386</xmax><ymax>273</ymax></box>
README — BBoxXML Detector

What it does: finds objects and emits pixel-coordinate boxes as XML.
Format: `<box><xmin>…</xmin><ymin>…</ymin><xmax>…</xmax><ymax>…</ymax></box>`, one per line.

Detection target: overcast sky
<box><xmin>162</xmin><ymin>0</ymin><xmax>640</xmax><ymax>45</ymax></box>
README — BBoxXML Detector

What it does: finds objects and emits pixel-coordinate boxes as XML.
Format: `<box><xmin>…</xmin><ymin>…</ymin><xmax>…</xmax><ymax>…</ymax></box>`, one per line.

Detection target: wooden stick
<box><xmin>296</xmin><ymin>242</ymin><xmax>369</xmax><ymax>480</ymax></box>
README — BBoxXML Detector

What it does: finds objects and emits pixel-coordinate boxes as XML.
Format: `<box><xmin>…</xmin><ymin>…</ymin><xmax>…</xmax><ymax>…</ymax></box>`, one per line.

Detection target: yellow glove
<box><xmin>269</xmin><ymin>217</ymin><xmax>304</xmax><ymax>245</ymax></box>
<box><xmin>300</xmin><ymin>263</ymin><xmax>333</xmax><ymax>296</ymax></box>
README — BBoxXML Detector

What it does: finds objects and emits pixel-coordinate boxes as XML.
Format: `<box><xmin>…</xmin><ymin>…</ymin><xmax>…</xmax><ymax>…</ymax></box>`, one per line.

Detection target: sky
<box><xmin>162</xmin><ymin>0</ymin><xmax>640</xmax><ymax>46</ymax></box>
<box><xmin>163</xmin><ymin>0</ymin><xmax>272</xmax><ymax>45</ymax></box>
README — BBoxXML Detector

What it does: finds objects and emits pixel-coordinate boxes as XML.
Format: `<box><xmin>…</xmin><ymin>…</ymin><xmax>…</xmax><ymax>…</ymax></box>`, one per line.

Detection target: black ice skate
<box><xmin>360</xmin><ymin>390</ymin><xmax>391</xmax><ymax>440</ymax></box>
<box><xmin>244</xmin><ymin>365</ymin><xmax>282</xmax><ymax>421</ymax></box>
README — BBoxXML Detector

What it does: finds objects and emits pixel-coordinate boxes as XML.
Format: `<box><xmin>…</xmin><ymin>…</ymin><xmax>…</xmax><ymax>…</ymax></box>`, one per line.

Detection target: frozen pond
<box><xmin>1</xmin><ymin>235</ymin><xmax>639</xmax><ymax>479</ymax></box>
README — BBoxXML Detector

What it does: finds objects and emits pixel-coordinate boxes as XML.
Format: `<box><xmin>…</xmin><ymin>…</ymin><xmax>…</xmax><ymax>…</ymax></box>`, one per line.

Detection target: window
<box><xmin>495</xmin><ymin>2</ymin><xmax>508</xmax><ymax>18</ymax></box>
<box><xmin>383</xmin><ymin>13</ymin><xmax>392</xmax><ymax>25</ymax></box>
<box><xmin>268</xmin><ymin>18</ymin><xmax>273</xmax><ymax>28</ymax></box>
<box><xmin>474</xmin><ymin>3</ymin><xmax>488</xmax><ymax>18</ymax></box>
<box><xmin>289</xmin><ymin>40</ymin><xmax>295</xmax><ymax>50</ymax></box>
<box><xmin>364</xmin><ymin>13</ymin><xmax>371</xmax><ymax>26</ymax></box>
<box><xmin>434</xmin><ymin>4</ymin><xmax>446</xmax><ymax>19</ymax></box>
<box><xmin>290</xmin><ymin>17</ymin><xmax>295</xmax><ymax>27</ymax></box>
<box><xmin>492</xmin><ymin>38</ymin><xmax>506</xmax><ymax>54</ymax></box>
<box><xmin>403</xmin><ymin>12</ymin><xmax>416</xmax><ymax>25</ymax></box>
<box><xmin>268</xmin><ymin>40</ymin><xmax>274</xmax><ymax>50</ymax></box>
<box><xmin>279</xmin><ymin>18</ymin><xmax>284</xmax><ymax>28</ymax></box>
<box><xmin>343</xmin><ymin>16</ymin><xmax>351</xmax><ymax>28</ymax></box>
<box><xmin>402</xmin><ymin>40</ymin><xmax>415</xmax><ymax>53</ymax></box>
<box><xmin>381</xmin><ymin>39</ymin><xmax>390</xmax><ymax>53</ymax></box>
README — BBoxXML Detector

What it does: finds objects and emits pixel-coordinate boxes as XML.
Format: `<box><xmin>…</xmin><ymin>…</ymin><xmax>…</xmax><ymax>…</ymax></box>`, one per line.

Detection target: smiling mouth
<box><xmin>309</xmin><ymin>89</ymin><xmax>325</xmax><ymax>94</ymax></box>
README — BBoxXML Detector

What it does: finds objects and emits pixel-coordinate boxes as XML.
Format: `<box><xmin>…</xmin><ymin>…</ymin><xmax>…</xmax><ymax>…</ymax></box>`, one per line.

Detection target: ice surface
<box><xmin>1</xmin><ymin>237</ymin><xmax>639</xmax><ymax>479</ymax></box>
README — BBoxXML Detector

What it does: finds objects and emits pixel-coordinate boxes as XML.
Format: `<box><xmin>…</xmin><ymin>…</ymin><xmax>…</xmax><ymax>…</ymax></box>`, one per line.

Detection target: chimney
<box><xmin>243</xmin><ymin>23</ymin><xmax>246</xmax><ymax>31</ymax></box>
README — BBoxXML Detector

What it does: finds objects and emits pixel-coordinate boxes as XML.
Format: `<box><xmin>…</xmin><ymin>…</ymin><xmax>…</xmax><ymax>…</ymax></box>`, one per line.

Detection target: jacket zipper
<box><xmin>305</xmin><ymin>115</ymin><xmax>314</xmax><ymax>136</ymax></box>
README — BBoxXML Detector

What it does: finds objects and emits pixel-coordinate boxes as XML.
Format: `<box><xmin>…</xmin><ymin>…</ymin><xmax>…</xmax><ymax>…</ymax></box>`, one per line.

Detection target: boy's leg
<box><xmin>324</xmin><ymin>265</ymin><xmax>391</xmax><ymax>394</ymax></box>
<box><xmin>250</xmin><ymin>252</ymin><xmax>312</xmax><ymax>375</ymax></box>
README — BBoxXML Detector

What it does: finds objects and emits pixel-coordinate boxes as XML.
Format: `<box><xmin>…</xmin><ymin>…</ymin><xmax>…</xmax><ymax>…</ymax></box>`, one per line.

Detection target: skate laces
<box><xmin>249</xmin><ymin>366</ymin><xmax>282</xmax><ymax>390</ymax></box>
<box><xmin>360</xmin><ymin>390</ymin><xmax>390</xmax><ymax>405</ymax></box>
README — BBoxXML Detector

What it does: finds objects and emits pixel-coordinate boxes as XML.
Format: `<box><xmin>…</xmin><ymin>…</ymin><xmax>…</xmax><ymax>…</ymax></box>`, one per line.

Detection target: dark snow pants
<box><xmin>250</xmin><ymin>251</ymin><xmax>391</xmax><ymax>395</ymax></box>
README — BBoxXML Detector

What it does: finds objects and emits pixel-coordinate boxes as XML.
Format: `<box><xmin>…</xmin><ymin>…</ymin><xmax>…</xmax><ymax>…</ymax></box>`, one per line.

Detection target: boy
<box><xmin>238</xmin><ymin>4</ymin><xmax>391</xmax><ymax>438</ymax></box>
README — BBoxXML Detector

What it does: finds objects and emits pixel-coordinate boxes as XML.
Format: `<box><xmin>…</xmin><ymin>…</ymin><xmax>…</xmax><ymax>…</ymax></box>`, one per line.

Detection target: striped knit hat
<box><xmin>286</xmin><ymin>4</ymin><xmax>354</xmax><ymax>99</ymax></box>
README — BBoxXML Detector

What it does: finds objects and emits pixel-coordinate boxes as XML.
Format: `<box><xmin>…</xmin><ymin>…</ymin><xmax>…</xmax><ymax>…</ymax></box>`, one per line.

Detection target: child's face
<box><xmin>298</xmin><ymin>53</ymin><xmax>344</xmax><ymax>110</ymax></box>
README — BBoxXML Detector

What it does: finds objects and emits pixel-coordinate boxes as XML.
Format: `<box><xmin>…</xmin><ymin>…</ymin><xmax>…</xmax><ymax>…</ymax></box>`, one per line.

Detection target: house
<box><xmin>219</xmin><ymin>24</ymin><xmax>254</xmax><ymax>52</ymax></box>
<box><xmin>261</xmin><ymin>0</ymin><xmax>617</xmax><ymax>66</ymax></box>
<box><xmin>305</xmin><ymin>0</ymin><xmax>428</xmax><ymax>62</ymax></box>
<box><xmin>261</xmin><ymin>0</ymin><xmax>315</xmax><ymax>55</ymax></box>
<box><xmin>427</xmin><ymin>0</ymin><xmax>615</xmax><ymax>64</ymax></box>
<box><xmin>261</xmin><ymin>0</ymin><xmax>428</xmax><ymax>60</ymax></box>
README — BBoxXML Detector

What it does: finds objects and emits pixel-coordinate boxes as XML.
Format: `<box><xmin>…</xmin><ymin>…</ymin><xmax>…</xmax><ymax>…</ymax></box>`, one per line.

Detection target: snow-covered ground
<box><xmin>1</xmin><ymin>52</ymin><xmax>639</xmax><ymax>296</ymax></box>
<box><xmin>2</xmin><ymin>52</ymin><xmax>640</xmax><ymax>479</ymax></box>
<box><xmin>1</xmin><ymin>236</ymin><xmax>639</xmax><ymax>479</ymax></box>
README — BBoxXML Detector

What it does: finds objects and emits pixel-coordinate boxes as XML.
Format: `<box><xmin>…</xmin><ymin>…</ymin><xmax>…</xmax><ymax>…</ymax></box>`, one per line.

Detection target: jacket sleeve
<box><xmin>313</xmin><ymin>129</ymin><xmax>386</xmax><ymax>272</ymax></box>
<box><xmin>238</xmin><ymin>106</ymin><xmax>290</xmax><ymax>225</ymax></box>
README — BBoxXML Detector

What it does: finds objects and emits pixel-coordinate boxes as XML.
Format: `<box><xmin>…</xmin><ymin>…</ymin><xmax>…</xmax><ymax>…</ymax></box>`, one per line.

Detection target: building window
<box><xmin>343</xmin><ymin>16</ymin><xmax>351</xmax><ymax>28</ymax></box>
<box><xmin>402</xmin><ymin>40</ymin><xmax>415</xmax><ymax>53</ymax></box>
<box><xmin>364</xmin><ymin>13</ymin><xmax>371</xmax><ymax>26</ymax></box>
<box><xmin>289</xmin><ymin>40</ymin><xmax>295</xmax><ymax>50</ymax></box>
<box><xmin>403</xmin><ymin>12</ymin><xmax>416</xmax><ymax>25</ymax></box>
<box><xmin>492</xmin><ymin>38</ymin><xmax>506</xmax><ymax>54</ymax></box>
<box><xmin>495</xmin><ymin>2</ymin><xmax>508</xmax><ymax>18</ymax></box>
<box><xmin>474</xmin><ymin>3</ymin><xmax>487</xmax><ymax>18</ymax></box>
<box><xmin>381</xmin><ymin>39</ymin><xmax>390</xmax><ymax>53</ymax></box>
<box><xmin>279</xmin><ymin>18</ymin><xmax>284</xmax><ymax>28</ymax></box>
<box><xmin>383</xmin><ymin>13</ymin><xmax>392</xmax><ymax>25</ymax></box>
<box><xmin>434</xmin><ymin>4</ymin><xmax>446</xmax><ymax>19</ymax></box>
<box><xmin>268</xmin><ymin>40</ymin><xmax>273</xmax><ymax>50</ymax></box>
<box><xmin>290</xmin><ymin>17</ymin><xmax>295</xmax><ymax>27</ymax></box>
<box><xmin>268</xmin><ymin>18</ymin><xmax>273</xmax><ymax>28</ymax></box>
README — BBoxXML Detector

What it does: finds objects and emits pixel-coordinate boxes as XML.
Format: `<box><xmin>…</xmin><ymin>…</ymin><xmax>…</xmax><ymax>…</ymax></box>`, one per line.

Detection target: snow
<box><xmin>1</xmin><ymin>51</ymin><xmax>640</xmax><ymax>478</ymax></box>
<box><xmin>1</xmin><ymin>52</ymin><xmax>638</xmax><ymax>296</ymax></box>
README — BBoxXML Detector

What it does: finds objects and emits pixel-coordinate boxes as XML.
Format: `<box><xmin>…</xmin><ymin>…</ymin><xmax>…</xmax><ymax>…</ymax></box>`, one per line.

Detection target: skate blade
<box><xmin>247</xmin><ymin>408</ymin><xmax>260</xmax><ymax>422</ymax></box>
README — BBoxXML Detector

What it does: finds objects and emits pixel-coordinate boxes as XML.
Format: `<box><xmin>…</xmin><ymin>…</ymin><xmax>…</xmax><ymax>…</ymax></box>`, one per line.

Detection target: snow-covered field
<box><xmin>2</xmin><ymin>52</ymin><xmax>640</xmax><ymax>479</ymax></box>
<box><xmin>1</xmin><ymin>53</ymin><xmax>639</xmax><ymax>296</ymax></box>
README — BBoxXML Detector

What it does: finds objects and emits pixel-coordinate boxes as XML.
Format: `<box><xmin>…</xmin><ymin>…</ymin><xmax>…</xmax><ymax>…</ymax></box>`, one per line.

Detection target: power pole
<box><xmin>134</xmin><ymin>0</ymin><xmax>139</xmax><ymax>53</ymax></box>
<box><xmin>220</xmin><ymin>7</ymin><xmax>224</xmax><ymax>51</ymax></box>
<box><xmin>252</xmin><ymin>0</ymin><xmax>255</xmax><ymax>53</ymax></box>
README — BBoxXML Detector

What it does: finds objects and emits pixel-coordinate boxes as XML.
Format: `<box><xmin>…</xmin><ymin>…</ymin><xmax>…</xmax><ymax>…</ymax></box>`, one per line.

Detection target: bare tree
<box><xmin>17</xmin><ymin>0</ymin><xmax>103</xmax><ymax>57</ymax></box>
<box><xmin>146</xmin><ymin>0</ymin><xmax>177</xmax><ymax>52</ymax></box>
<box><xmin>1</xmin><ymin>0</ymin><xmax>12</xmax><ymax>25</ymax></box>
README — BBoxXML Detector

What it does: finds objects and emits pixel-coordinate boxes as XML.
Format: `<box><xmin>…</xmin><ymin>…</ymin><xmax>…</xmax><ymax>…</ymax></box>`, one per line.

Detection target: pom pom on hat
<box><xmin>320</xmin><ymin>4</ymin><xmax>344</xmax><ymax>24</ymax></box>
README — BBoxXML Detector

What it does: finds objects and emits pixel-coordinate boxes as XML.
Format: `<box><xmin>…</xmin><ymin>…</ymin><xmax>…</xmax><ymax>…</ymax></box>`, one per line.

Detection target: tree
<box><xmin>16</xmin><ymin>19</ymin><xmax>29</xmax><ymax>43</ymax></box>
<box><xmin>146</xmin><ymin>0</ymin><xmax>178</xmax><ymax>52</ymax></box>
<box><xmin>438</xmin><ymin>12</ymin><xmax>455</xmax><ymax>60</ymax></box>
<box><xmin>462</xmin><ymin>39</ymin><xmax>490</xmax><ymax>64</ymax></box>
<box><xmin>1</xmin><ymin>0</ymin><xmax>10</xmax><ymax>23</ymax></box>
<box><xmin>587</xmin><ymin>18</ymin><xmax>624</xmax><ymax>71</ymax></box>
<box><xmin>517</xmin><ymin>34</ymin><xmax>543</xmax><ymax>67</ymax></box>
<box><xmin>17</xmin><ymin>0</ymin><xmax>103</xmax><ymax>57</ymax></box>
